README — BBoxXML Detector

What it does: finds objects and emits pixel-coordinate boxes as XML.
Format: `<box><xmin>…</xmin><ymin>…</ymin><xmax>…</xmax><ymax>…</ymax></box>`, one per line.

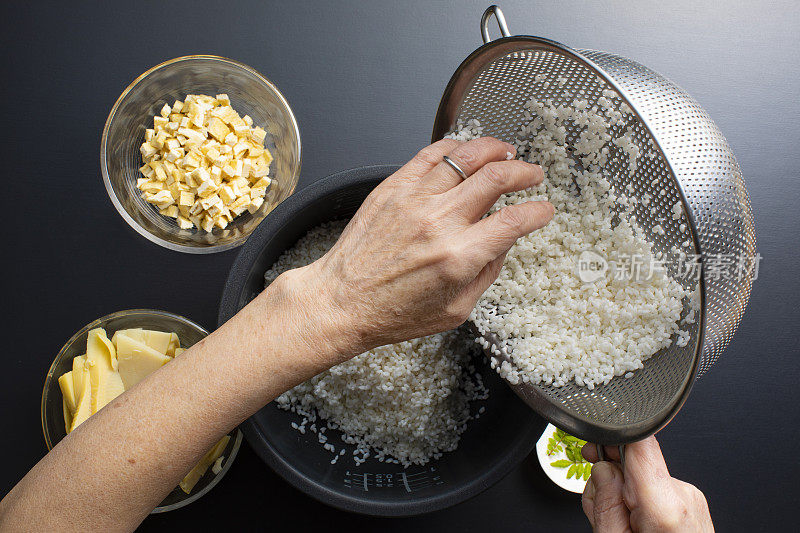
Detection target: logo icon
<box><xmin>576</xmin><ymin>250</ymin><xmax>608</xmax><ymax>283</ymax></box>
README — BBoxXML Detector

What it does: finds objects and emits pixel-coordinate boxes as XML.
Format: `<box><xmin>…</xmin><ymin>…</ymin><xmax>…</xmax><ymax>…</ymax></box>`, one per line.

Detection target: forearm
<box><xmin>0</xmin><ymin>267</ymin><xmax>345</xmax><ymax>532</ymax></box>
<box><xmin>1</xmin><ymin>137</ymin><xmax>550</xmax><ymax>531</ymax></box>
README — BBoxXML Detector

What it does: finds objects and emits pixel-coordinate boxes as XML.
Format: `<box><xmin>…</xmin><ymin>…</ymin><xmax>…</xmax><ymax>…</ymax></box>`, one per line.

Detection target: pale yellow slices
<box><xmin>57</xmin><ymin>326</ymin><xmax>230</xmax><ymax>494</ymax></box>
<box><xmin>179</xmin><ymin>436</ymin><xmax>230</xmax><ymax>494</ymax></box>
<box><xmin>70</xmin><ymin>365</ymin><xmax>93</xmax><ymax>432</ymax></box>
<box><xmin>114</xmin><ymin>333</ymin><xmax>172</xmax><ymax>390</ymax></box>
<box><xmin>85</xmin><ymin>328</ymin><xmax>125</xmax><ymax>413</ymax></box>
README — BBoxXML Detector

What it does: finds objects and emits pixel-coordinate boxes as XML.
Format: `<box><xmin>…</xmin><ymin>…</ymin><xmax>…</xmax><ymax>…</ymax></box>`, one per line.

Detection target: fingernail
<box><xmin>591</xmin><ymin>461</ymin><xmax>615</xmax><ymax>485</ymax></box>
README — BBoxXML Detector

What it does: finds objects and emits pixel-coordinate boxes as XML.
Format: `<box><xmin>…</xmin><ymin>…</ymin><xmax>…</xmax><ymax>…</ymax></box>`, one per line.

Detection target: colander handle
<box><xmin>596</xmin><ymin>443</ymin><xmax>626</xmax><ymax>470</ymax></box>
<box><xmin>481</xmin><ymin>5</ymin><xmax>511</xmax><ymax>43</ymax></box>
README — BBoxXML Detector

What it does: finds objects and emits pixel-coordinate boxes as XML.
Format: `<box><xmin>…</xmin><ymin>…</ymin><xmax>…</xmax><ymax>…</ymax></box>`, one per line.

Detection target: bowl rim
<box><xmin>100</xmin><ymin>54</ymin><xmax>302</xmax><ymax>254</ymax></box>
<box><xmin>217</xmin><ymin>165</ymin><xmax>544</xmax><ymax>516</ymax></box>
<box><xmin>40</xmin><ymin>308</ymin><xmax>243</xmax><ymax>513</ymax></box>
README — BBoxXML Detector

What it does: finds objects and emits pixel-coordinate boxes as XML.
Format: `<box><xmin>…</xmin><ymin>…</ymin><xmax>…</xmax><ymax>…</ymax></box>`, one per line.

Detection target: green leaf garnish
<box><xmin>567</xmin><ymin>464</ymin><xmax>577</xmax><ymax>479</ymax></box>
<box><xmin>546</xmin><ymin>428</ymin><xmax>592</xmax><ymax>483</ymax></box>
<box><xmin>547</xmin><ymin>431</ymin><xmax>567</xmax><ymax>456</ymax></box>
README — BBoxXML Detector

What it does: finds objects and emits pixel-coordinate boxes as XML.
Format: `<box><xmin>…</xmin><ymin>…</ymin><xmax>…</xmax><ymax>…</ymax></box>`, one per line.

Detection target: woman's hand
<box><xmin>581</xmin><ymin>436</ymin><xmax>714</xmax><ymax>532</ymax></box>
<box><xmin>0</xmin><ymin>138</ymin><xmax>552</xmax><ymax>531</ymax></box>
<box><xmin>294</xmin><ymin>137</ymin><xmax>552</xmax><ymax>360</ymax></box>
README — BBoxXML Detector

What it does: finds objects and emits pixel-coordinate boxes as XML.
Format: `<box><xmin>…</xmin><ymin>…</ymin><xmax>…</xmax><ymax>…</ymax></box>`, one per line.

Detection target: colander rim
<box><xmin>431</xmin><ymin>33</ymin><xmax>706</xmax><ymax>444</ymax></box>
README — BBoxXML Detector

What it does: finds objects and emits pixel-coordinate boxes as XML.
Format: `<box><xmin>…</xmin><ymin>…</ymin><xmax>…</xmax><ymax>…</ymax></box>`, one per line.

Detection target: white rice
<box><xmin>448</xmin><ymin>86</ymin><xmax>688</xmax><ymax>389</ymax></box>
<box><xmin>265</xmin><ymin>220</ymin><xmax>488</xmax><ymax>467</ymax></box>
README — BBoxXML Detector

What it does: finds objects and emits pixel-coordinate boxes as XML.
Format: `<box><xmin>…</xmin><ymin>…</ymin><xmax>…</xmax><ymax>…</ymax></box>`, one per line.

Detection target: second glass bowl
<box><xmin>41</xmin><ymin>309</ymin><xmax>243</xmax><ymax>513</ymax></box>
<box><xmin>101</xmin><ymin>55</ymin><xmax>301</xmax><ymax>253</ymax></box>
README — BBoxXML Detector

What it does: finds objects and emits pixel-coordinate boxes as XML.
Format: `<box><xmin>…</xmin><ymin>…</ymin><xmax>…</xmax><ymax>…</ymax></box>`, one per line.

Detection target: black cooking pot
<box><xmin>218</xmin><ymin>165</ymin><xmax>545</xmax><ymax>516</ymax></box>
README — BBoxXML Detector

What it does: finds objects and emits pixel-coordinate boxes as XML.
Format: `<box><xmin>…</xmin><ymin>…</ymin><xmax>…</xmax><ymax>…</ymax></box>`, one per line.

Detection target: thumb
<box><xmin>460</xmin><ymin>251</ymin><xmax>508</xmax><ymax>304</ymax></box>
<box><xmin>621</xmin><ymin>436</ymin><xmax>688</xmax><ymax>531</ymax></box>
<box><xmin>584</xmin><ymin>461</ymin><xmax>631</xmax><ymax>532</ymax></box>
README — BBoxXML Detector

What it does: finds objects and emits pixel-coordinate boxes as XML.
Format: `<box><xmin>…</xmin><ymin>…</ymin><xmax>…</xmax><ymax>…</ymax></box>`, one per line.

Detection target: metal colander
<box><xmin>432</xmin><ymin>6</ymin><xmax>755</xmax><ymax>445</ymax></box>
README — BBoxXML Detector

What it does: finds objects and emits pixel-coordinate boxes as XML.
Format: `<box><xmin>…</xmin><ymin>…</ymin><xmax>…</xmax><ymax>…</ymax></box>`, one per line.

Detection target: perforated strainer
<box><xmin>432</xmin><ymin>6</ymin><xmax>756</xmax><ymax>446</ymax></box>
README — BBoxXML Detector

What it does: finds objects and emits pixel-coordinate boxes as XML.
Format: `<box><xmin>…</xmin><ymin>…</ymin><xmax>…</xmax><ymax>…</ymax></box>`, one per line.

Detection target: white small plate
<box><xmin>536</xmin><ymin>423</ymin><xmax>590</xmax><ymax>494</ymax></box>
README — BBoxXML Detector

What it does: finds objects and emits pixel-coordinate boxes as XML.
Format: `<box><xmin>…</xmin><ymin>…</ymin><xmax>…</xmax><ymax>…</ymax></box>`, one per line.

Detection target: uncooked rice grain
<box><xmin>447</xmin><ymin>82</ymin><xmax>688</xmax><ymax>389</ymax></box>
<box><xmin>265</xmin><ymin>220</ymin><xmax>488</xmax><ymax>467</ymax></box>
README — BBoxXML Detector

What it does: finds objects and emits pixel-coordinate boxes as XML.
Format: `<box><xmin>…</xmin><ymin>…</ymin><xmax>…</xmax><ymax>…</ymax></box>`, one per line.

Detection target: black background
<box><xmin>1</xmin><ymin>1</ymin><xmax>798</xmax><ymax>531</ymax></box>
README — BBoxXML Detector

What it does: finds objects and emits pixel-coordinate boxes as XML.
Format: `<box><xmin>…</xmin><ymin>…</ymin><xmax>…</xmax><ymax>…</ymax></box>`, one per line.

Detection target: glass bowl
<box><xmin>101</xmin><ymin>55</ymin><xmax>301</xmax><ymax>253</ymax></box>
<box><xmin>41</xmin><ymin>309</ymin><xmax>243</xmax><ymax>513</ymax></box>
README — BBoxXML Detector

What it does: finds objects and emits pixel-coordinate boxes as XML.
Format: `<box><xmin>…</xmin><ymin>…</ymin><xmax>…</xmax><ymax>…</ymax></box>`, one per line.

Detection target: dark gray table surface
<box><xmin>2</xmin><ymin>1</ymin><xmax>798</xmax><ymax>531</ymax></box>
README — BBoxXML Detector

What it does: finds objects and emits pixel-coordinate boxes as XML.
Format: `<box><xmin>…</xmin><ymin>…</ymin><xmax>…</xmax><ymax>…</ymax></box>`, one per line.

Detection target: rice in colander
<box><xmin>449</xmin><ymin>87</ymin><xmax>689</xmax><ymax>390</ymax></box>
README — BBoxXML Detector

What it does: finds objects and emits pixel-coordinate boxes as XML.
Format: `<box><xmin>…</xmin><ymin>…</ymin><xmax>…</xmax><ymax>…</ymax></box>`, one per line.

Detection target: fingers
<box><xmin>622</xmin><ymin>436</ymin><xmax>672</xmax><ymax>497</ymax></box>
<box><xmin>420</xmin><ymin>137</ymin><xmax>516</xmax><ymax>193</ymax></box>
<box><xmin>582</xmin><ymin>443</ymin><xmax>623</xmax><ymax>463</ymax></box>
<box><xmin>582</xmin><ymin>438</ymin><xmax>671</xmax><ymax>500</ymax></box>
<box><xmin>392</xmin><ymin>139</ymin><xmax>463</xmax><ymax>183</ymax></box>
<box><xmin>582</xmin><ymin>462</ymin><xmax>631</xmax><ymax>532</ymax></box>
<box><xmin>446</xmin><ymin>160</ymin><xmax>544</xmax><ymax>221</ymax></box>
<box><xmin>582</xmin><ymin>443</ymin><xmax>598</xmax><ymax>462</ymax></box>
<box><xmin>582</xmin><ymin>438</ymin><xmax>712</xmax><ymax>532</ymax></box>
<box><xmin>458</xmin><ymin>251</ymin><xmax>507</xmax><ymax>306</ymax></box>
<box><xmin>619</xmin><ymin>437</ymin><xmax>688</xmax><ymax>532</ymax></box>
<box><xmin>465</xmin><ymin>200</ymin><xmax>554</xmax><ymax>262</ymax></box>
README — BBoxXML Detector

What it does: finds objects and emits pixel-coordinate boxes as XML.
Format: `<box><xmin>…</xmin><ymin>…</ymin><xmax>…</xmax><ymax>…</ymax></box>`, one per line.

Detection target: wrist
<box><xmin>271</xmin><ymin>262</ymin><xmax>365</xmax><ymax>370</ymax></box>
